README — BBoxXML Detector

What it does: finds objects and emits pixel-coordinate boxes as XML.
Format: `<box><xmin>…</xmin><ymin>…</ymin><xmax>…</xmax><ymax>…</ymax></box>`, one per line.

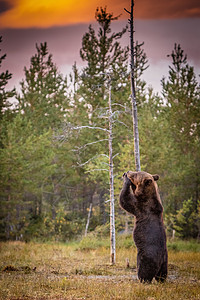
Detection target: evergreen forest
<box><xmin>0</xmin><ymin>8</ymin><xmax>200</xmax><ymax>242</ymax></box>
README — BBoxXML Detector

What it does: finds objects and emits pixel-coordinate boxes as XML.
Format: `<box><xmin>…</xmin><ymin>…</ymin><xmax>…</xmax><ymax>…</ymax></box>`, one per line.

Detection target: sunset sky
<box><xmin>1</xmin><ymin>0</ymin><xmax>200</xmax><ymax>93</ymax></box>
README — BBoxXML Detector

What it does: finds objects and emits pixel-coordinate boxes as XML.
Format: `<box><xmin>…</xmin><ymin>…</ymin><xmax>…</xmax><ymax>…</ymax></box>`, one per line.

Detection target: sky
<box><xmin>0</xmin><ymin>0</ymin><xmax>200</xmax><ymax>94</ymax></box>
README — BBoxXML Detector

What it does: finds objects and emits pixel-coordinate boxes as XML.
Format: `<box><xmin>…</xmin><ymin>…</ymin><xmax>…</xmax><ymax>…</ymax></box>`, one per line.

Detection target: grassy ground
<box><xmin>0</xmin><ymin>237</ymin><xmax>200</xmax><ymax>300</ymax></box>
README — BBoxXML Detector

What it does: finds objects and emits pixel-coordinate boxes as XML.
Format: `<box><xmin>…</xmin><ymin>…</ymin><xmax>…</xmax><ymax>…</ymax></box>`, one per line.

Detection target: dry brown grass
<box><xmin>0</xmin><ymin>240</ymin><xmax>200</xmax><ymax>299</ymax></box>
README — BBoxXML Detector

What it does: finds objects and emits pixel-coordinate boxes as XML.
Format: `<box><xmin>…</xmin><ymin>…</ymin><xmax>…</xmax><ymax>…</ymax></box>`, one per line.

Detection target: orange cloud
<box><xmin>0</xmin><ymin>0</ymin><xmax>130</xmax><ymax>28</ymax></box>
<box><xmin>0</xmin><ymin>0</ymin><xmax>200</xmax><ymax>29</ymax></box>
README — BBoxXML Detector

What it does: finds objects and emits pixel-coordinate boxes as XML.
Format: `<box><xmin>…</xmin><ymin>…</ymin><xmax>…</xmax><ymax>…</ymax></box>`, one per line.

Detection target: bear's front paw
<box><xmin>123</xmin><ymin>173</ymin><xmax>132</xmax><ymax>186</ymax></box>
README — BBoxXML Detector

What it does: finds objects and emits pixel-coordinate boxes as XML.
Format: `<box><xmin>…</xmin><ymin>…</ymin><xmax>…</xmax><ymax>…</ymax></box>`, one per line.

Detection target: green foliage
<box><xmin>162</xmin><ymin>43</ymin><xmax>200</xmax><ymax>149</ymax></box>
<box><xmin>17</xmin><ymin>42</ymin><xmax>69</xmax><ymax>133</ymax></box>
<box><xmin>78</xmin><ymin>234</ymin><xmax>110</xmax><ymax>251</ymax></box>
<box><xmin>161</xmin><ymin>43</ymin><xmax>200</xmax><ymax>213</ymax></box>
<box><xmin>24</xmin><ymin>208</ymin><xmax>86</xmax><ymax>242</ymax></box>
<box><xmin>116</xmin><ymin>234</ymin><xmax>135</xmax><ymax>249</ymax></box>
<box><xmin>84</xmin><ymin>154</ymin><xmax>110</xmax><ymax>182</ymax></box>
<box><xmin>73</xmin><ymin>6</ymin><xmax>131</xmax><ymax>175</ymax></box>
<box><xmin>0</xmin><ymin>42</ymin><xmax>85</xmax><ymax>241</ymax></box>
<box><xmin>0</xmin><ymin>115</ymin><xmax>57</xmax><ymax>240</ymax></box>
<box><xmin>173</xmin><ymin>198</ymin><xmax>199</xmax><ymax>239</ymax></box>
<box><xmin>0</xmin><ymin>36</ymin><xmax>16</xmax><ymax>121</ymax></box>
<box><xmin>0</xmin><ymin>36</ymin><xmax>16</xmax><ymax>150</ymax></box>
<box><xmin>78</xmin><ymin>233</ymin><xmax>135</xmax><ymax>251</ymax></box>
<box><xmin>167</xmin><ymin>239</ymin><xmax>200</xmax><ymax>252</ymax></box>
<box><xmin>80</xmin><ymin>7</ymin><xmax>129</xmax><ymax>110</ymax></box>
<box><xmin>1</xmin><ymin>12</ymin><xmax>200</xmax><ymax>242</ymax></box>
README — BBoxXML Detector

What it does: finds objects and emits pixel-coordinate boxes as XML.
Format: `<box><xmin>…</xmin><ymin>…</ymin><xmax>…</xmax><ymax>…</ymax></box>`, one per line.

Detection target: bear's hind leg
<box><xmin>137</xmin><ymin>256</ymin><xmax>157</xmax><ymax>283</ymax></box>
<box><xmin>155</xmin><ymin>261</ymin><xmax>167</xmax><ymax>283</ymax></box>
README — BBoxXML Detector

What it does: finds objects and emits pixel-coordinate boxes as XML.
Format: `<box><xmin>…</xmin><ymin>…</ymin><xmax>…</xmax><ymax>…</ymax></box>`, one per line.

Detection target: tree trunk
<box><xmin>108</xmin><ymin>80</ymin><xmax>116</xmax><ymax>265</ymax></box>
<box><xmin>85</xmin><ymin>203</ymin><xmax>92</xmax><ymax>237</ymax></box>
<box><xmin>129</xmin><ymin>0</ymin><xmax>141</xmax><ymax>172</ymax></box>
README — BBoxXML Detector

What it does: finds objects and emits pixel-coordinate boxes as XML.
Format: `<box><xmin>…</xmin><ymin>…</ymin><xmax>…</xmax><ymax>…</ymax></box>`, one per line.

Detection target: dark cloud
<box><xmin>134</xmin><ymin>0</ymin><xmax>200</xmax><ymax>19</ymax></box>
<box><xmin>0</xmin><ymin>0</ymin><xmax>12</xmax><ymax>14</ymax></box>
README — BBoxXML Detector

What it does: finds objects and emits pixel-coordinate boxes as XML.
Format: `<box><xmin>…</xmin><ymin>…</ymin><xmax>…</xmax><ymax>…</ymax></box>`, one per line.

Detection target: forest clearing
<box><xmin>1</xmin><ymin>2</ymin><xmax>200</xmax><ymax>299</ymax></box>
<box><xmin>0</xmin><ymin>238</ymin><xmax>200</xmax><ymax>300</ymax></box>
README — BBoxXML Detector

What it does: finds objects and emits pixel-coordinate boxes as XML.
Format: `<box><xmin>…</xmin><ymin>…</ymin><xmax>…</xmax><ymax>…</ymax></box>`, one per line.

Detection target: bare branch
<box><xmin>124</xmin><ymin>8</ymin><xmax>131</xmax><ymax>14</ymax></box>
<box><xmin>85</xmin><ymin>168</ymin><xmax>109</xmax><ymax>173</ymax></box>
<box><xmin>72</xmin><ymin>139</ymin><xmax>108</xmax><ymax>152</ymax></box>
<box><xmin>55</xmin><ymin>123</ymin><xmax>110</xmax><ymax>142</ymax></box>
<box><xmin>73</xmin><ymin>125</ymin><xmax>109</xmax><ymax>133</ymax></box>
<box><xmin>105</xmin><ymin>199</ymin><xmax>111</xmax><ymax>203</ymax></box>
<box><xmin>75</xmin><ymin>153</ymin><xmax>109</xmax><ymax>168</ymax></box>
<box><xmin>113</xmin><ymin>119</ymin><xmax>130</xmax><ymax>129</ymax></box>
<box><xmin>112</xmin><ymin>103</ymin><xmax>127</xmax><ymax>108</ymax></box>
<box><xmin>113</xmin><ymin>153</ymin><xmax>119</xmax><ymax>159</ymax></box>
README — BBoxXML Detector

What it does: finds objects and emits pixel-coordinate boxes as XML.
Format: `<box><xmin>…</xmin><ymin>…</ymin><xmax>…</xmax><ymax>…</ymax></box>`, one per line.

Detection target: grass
<box><xmin>0</xmin><ymin>237</ymin><xmax>200</xmax><ymax>299</ymax></box>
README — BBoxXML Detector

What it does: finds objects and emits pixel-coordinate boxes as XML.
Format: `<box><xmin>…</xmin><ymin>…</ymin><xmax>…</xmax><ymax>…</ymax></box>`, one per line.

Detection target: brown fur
<box><xmin>119</xmin><ymin>171</ymin><xmax>168</xmax><ymax>283</ymax></box>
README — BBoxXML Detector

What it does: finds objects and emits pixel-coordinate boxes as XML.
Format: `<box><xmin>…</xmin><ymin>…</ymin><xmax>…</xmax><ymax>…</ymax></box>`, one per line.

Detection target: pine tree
<box><xmin>0</xmin><ymin>36</ymin><xmax>16</xmax><ymax>149</ymax></box>
<box><xmin>161</xmin><ymin>43</ymin><xmax>200</xmax><ymax>214</ymax></box>
<box><xmin>0</xmin><ymin>42</ymin><xmax>76</xmax><ymax>240</ymax></box>
<box><xmin>162</xmin><ymin>43</ymin><xmax>200</xmax><ymax>151</ymax></box>
<box><xmin>79</xmin><ymin>7</ymin><xmax>129</xmax><ymax>114</ymax></box>
<box><xmin>0</xmin><ymin>115</ymin><xmax>56</xmax><ymax>240</ymax></box>
<box><xmin>17</xmin><ymin>42</ymin><xmax>69</xmax><ymax>133</ymax></box>
<box><xmin>0</xmin><ymin>36</ymin><xmax>15</xmax><ymax>121</ymax></box>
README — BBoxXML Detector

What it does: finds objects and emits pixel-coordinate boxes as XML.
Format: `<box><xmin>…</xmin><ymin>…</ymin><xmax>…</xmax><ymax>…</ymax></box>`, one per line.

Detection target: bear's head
<box><xmin>127</xmin><ymin>171</ymin><xmax>159</xmax><ymax>201</ymax></box>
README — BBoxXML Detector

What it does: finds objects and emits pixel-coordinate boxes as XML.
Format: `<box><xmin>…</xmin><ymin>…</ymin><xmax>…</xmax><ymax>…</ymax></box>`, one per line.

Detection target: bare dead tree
<box><xmin>125</xmin><ymin>0</ymin><xmax>141</xmax><ymax>171</ymax></box>
<box><xmin>108</xmin><ymin>78</ymin><xmax>116</xmax><ymax>265</ymax></box>
<box><xmin>56</xmin><ymin>71</ymin><xmax>128</xmax><ymax>265</ymax></box>
<box><xmin>74</xmin><ymin>77</ymin><xmax>116</xmax><ymax>265</ymax></box>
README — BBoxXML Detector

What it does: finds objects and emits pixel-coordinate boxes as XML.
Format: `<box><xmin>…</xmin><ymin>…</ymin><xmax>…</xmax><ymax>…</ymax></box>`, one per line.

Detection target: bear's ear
<box><xmin>153</xmin><ymin>174</ymin><xmax>159</xmax><ymax>181</ymax></box>
<box><xmin>144</xmin><ymin>178</ymin><xmax>152</xmax><ymax>186</ymax></box>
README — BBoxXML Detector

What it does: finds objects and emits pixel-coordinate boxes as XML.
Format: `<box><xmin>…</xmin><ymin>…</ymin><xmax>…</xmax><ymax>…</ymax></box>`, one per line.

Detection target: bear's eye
<box><xmin>144</xmin><ymin>179</ymin><xmax>152</xmax><ymax>186</ymax></box>
<box><xmin>130</xmin><ymin>182</ymin><xmax>136</xmax><ymax>191</ymax></box>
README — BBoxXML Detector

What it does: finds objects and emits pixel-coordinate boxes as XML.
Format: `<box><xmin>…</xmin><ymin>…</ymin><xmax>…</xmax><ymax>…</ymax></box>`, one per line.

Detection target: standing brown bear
<box><xmin>119</xmin><ymin>171</ymin><xmax>168</xmax><ymax>283</ymax></box>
